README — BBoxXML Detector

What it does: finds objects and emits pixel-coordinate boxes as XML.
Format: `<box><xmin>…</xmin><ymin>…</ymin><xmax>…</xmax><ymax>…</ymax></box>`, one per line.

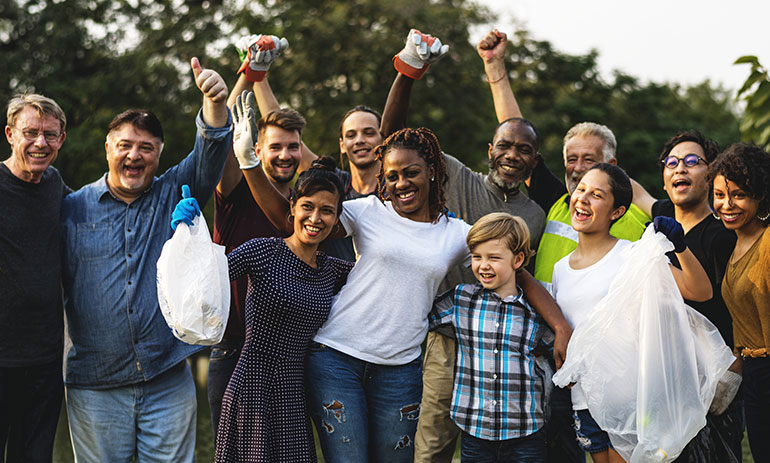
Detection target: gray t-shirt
<box><xmin>441</xmin><ymin>152</ymin><xmax>546</xmax><ymax>292</ymax></box>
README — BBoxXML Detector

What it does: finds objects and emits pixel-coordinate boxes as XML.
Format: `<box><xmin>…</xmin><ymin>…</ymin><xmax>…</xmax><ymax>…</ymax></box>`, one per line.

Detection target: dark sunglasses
<box><xmin>661</xmin><ymin>153</ymin><xmax>706</xmax><ymax>169</ymax></box>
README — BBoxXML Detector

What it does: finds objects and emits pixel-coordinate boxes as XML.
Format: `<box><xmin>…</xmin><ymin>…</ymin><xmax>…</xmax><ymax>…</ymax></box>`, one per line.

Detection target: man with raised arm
<box><xmin>61</xmin><ymin>58</ymin><xmax>232</xmax><ymax>461</ymax></box>
<box><xmin>634</xmin><ymin>130</ymin><xmax>743</xmax><ymax>462</ymax></box>
<box><xmin>380</xmin><ymin>29</ymin><xmax>572</xmax><ymax>463</ymax></box>
<box><xmin>480</xmin><ymin>31</ymin><xmax>651</xmax><ymax>463</ymax></box>
<box><xmin>229</xmin><ymin>33</ymin><xmax>391</xmax><ymax>262</ymax></box>
<box><xmin>1</xmin><ymin>93</ymin><xmax>69</xmax><ymax>462</ymax></box>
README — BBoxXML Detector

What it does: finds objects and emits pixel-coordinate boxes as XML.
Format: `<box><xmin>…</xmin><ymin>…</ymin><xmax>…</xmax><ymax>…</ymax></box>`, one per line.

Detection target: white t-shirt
<box><xmin>314</xmin><ymin>195</ymin><xmax>471</xmax><ymax>365</ymax></box>
<box><xmin>552</xmin><ymin>238</ymin><xmax>632</xmax><ymax>409</ymax></box>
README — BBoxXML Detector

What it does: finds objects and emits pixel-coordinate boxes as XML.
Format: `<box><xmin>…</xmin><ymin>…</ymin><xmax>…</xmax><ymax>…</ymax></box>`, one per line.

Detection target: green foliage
<box><xmin>1</xmin><ymin>0</ymin><xmax>740</xmax><ymax>199</ymax></box>
<box><xmin>735</xmin><ymin>55</ymin><xmax>770</xmax><ymax>151</ymax></box>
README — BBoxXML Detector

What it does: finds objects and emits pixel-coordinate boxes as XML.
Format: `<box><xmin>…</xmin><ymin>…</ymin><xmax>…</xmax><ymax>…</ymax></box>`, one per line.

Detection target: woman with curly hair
<box><xmin>709</xmin><ymin>142</ymin><xmax>770</xmax><ymax>461</ymax></box>
<box><xmin>239</xmin><ymin>126</ymin><xmax>470</xmax><ymax>462</ymax></box>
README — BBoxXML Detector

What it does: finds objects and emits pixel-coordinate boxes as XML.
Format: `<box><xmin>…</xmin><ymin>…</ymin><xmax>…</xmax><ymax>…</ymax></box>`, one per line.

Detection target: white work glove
<box><xmin>393</xmin><ymin>29</ymin><xmax>449</xmax><ymax>80</ymax></box>
<box><xmin>231</xmin><ymin>90</ymin><xmax>260</xmax><ymax>170</ymax></box>
<box><xmin>235</xmin><ymin>34</ymin><xmax>289</xmax><ymax>82</ymax></box>
<box><xmin>709</xmin><ymin>369</ymin><xmax>742</xmax><ymax>415</ymax></box>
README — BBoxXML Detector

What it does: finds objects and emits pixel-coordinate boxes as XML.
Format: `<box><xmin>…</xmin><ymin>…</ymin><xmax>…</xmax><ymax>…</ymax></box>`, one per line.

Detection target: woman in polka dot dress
<box><xmin>173</xmin><ymin>161</ymin><xmax>351</xmax><ymax>462</ymax></box>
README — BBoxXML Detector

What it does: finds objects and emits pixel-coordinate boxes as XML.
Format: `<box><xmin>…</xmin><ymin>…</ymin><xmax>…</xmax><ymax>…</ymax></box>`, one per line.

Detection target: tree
<box><xmin>734</xmin><ymin>55</ymin><xmax>770</xmax><ymax>150</ymax></box>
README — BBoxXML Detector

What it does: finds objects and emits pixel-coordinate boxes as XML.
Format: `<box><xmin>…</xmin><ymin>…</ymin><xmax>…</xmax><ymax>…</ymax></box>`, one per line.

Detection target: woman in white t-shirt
<box><xmin>551</xmin><ymin>163</ymin><xmax>711</xmax><ymax>463</ymax></box>
<box><xmin>240</xmin><ymin>126</ymin><xmax>470</xmax><ymax>462</ymax></box>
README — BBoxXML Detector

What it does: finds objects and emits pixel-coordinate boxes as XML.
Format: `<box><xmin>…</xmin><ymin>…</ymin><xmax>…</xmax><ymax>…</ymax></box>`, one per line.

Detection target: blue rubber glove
<box><xmin>171</xmin><ymin>185</ymin><xmax>201</xmax><ymax>230</ymax></box>
<box><xmin>653</xmin><ymin>216</ymin><xmax>686</xmax><ymax>253</ymax></box>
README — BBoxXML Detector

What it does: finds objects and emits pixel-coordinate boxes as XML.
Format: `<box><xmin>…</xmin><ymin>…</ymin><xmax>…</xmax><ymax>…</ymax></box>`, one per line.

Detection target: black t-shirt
<box><xmin>652</xmin><ymin>199</ymin><xmax>737</xmax><ymax>347</ymax></box>
<box><xmin>0</xmin><ymin>164</ymin><xmax>69</xmax><ymax>366</ymax></box>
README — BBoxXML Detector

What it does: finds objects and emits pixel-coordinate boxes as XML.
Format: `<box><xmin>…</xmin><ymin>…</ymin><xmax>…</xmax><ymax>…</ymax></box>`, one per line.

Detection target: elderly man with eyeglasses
<box><xmin>1</xmin><ymin>93</ymin><xmax>70</xmax><ymax>462</ymax></box>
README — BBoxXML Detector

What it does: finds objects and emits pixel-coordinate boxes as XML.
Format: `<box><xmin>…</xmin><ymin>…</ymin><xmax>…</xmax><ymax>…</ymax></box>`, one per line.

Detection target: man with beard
<box><xmin>226</xmin><ymin>34</ymin><xmax>399</xmax><ymax>262</ymax></box>
<box><xmin>634</xmin><ymin>130</ymin><xmax>743</xmax><ymax>462</ymax></box>
<box><xmin>381</xmin><ymin>29</ymin><xmax>575</xmax><ymax>463</ymax></box>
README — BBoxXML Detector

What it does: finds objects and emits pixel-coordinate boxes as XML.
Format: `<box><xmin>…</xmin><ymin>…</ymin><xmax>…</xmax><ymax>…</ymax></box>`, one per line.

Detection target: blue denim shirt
<box><xmin>61</xmin><ymin>110</ymin><xmax>232</xmax><ymax>388</ymax></box>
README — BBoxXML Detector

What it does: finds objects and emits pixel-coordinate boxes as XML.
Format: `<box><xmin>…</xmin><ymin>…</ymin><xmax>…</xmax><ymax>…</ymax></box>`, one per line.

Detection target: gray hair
<box><xmin>6</xmin><ymin>93</ymin><xmax>66</xmax><ymax>132</ymax></box>
<box><xmin>562</xmin><ymin>122</ymin><xmax>616</xmax><ymax>162</ymax></box>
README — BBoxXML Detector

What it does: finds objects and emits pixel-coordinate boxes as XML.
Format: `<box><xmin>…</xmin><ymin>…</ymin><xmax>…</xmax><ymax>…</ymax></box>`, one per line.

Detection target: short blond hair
<box><xmin>6</xmin><ymin>93</ymin><xmax>66</xmax><ymax>132</ymax></box>
<box><xmin>466</xmin><ymin>213</ymin><xmax>535</xmax><ymax>267</ymax></box>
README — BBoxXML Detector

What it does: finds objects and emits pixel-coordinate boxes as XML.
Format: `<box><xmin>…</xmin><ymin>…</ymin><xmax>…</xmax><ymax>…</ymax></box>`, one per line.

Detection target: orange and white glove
<box><xmin>235</xmin><ymin>34</ymin><xmax>289</xmax><ymax>82</ymax></box>
<box><xmin>393</xmin><ymin>29</ymin><xmax>449</xmax><ymax>80</ymax></box>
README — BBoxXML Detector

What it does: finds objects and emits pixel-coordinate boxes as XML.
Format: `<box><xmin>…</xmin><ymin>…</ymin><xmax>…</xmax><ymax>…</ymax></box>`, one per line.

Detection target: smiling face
<box><xmin>471</xmin><ymin>238</ymin><xmax>525</xmax><ymax>297</ymax></box>
<box><xmin>564</xmin><ymin>135</ymin><xmax>610</xmax><ymax>194</ymax></box>
<box><xmin>712</xmin><ymin>174</ymin><xmax>763</xmax><ymax>233</ymax></box>
<box><xmin>487</xmin><ymin>120</ymin><xmax>538</xmax><ymax>191</ymax></box>
<box><xmin>662</xmin><ymin>141</ymin><xmax>710</xmax><ymax>210</ymax></box>
<box><xmin>570</xmin><ymin>169</ymin><xmax>626</xmax><ymax>235</ymax></box>
<box><xmin>258</xmin><ymin>125</ymin><xmax>302</xmax><ymax>184</ymax></box>
<box><xmin>382</xmin><ymin>147</ymin><xmax>433</xmax><ymax>222</ymax></box>
<box><xmin>340</xmin><ymin>111</ymin><xmax>382</xmax><ymax>170</ymax></box>
<box><xmin>289</xmin><ymin>189</ymin><xmax>340</xmax><ymax>248</ymax></box>
<box><xmin>105</xmin><ymin>123</ymin><xmax>162</xmax><ymax>203</ymax></box>
<box><xmin>4</xmin><ymin>106</ymin><xmax>65</xmax><ymax>183</ymax></box>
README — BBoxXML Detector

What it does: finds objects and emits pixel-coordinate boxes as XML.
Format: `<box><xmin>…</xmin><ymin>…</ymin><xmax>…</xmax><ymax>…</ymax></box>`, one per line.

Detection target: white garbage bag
<box><xmin>552</xmin><ymin>226</ymin><xmax>735</xmax><ymax>462</ymax></box>
<box><xmin>157</xmin><ymin>214</ymin><xmax>230</xmax><ymax>346</ymax></box>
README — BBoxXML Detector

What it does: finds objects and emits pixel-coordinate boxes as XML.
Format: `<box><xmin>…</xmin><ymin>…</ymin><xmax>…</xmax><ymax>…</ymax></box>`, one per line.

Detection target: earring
<box><xmin>287</xmin><ymin>213</ymin><xmax>294</xmax><ymax>224</ymax></box>
<box><xmin>759</xmin><ymin>212</ymin><xmax>770</xmax><ymax>221</ymax></box>
<box><xmin>431</xmin><ymin>176</ymin><xmax>435</xmax><ymax>182</ymax></box>
<box><xmin>712</xmin><ymin>211</ymin><xmax>720</xmax><ymax>220</ymax></box>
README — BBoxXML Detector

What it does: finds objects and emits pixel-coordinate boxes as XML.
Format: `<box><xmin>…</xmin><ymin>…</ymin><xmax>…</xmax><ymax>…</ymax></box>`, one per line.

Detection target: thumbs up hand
<box><xmin>191</xmin><ymin>57</ymin><xmax>227</xmax><ymax>103</ymax></box>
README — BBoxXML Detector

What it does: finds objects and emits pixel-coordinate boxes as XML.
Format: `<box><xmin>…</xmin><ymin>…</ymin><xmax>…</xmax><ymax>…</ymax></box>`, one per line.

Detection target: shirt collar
<box><xmin>95</xmin><ymin>173</ymin><xmax>157</xmax><ymax>203</ymax></box>
<box><xmin>471</xmin><ymin>282</ymin><xmax>525</xmax><ymax>304</ymax></box>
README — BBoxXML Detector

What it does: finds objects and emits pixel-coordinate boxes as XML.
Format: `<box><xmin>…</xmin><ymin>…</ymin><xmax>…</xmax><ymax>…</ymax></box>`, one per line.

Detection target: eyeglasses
<box><xmin>16</xmin><ymin>128</ymin><xmax>62</xmax><ymax>143</ymax></box>
<box><xmin>661</xmin><ymin>154</ymin><xmax>706</xmax><ymax>169</ymax></box>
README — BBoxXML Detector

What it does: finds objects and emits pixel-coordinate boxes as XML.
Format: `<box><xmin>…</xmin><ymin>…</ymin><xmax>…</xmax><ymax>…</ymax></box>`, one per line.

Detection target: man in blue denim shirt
<box><xmin>60</xmin><ymin>58</ymin><xmax>232</xmax><ymax>462</ymax></box>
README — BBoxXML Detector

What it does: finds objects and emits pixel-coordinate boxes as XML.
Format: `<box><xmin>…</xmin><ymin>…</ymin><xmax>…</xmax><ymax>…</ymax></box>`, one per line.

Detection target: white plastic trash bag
<box><xmin>552</xmin><ymin>226</ymin><xmax>735</xmax><ymax>462</ymax></box>
<box><xmin>157</xmin><ymin>214</ymin><xmax>230</xmax><ymax>346</ymax></box>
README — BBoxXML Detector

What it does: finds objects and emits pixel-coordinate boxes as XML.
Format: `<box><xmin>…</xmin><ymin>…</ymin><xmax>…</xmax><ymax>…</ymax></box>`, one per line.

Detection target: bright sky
<box><xmin>480</xmin><ymin>0</ymin><xmax>770</xmax><ymax>95</ymax></box>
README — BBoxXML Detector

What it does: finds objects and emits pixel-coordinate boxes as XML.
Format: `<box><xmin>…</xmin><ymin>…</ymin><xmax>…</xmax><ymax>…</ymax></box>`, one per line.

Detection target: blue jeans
<box><xmin>572</xmin><ymin>409</ymin><xmax>612</xmax><ymax>454</ymax></box>
<box><xmin>546</xmin><ymin>386</ymin><xmax>585</xmax><ymax>462</ymax></box>
<box><xmin>305</xmin><ymin>343</ymin><xmax>422</xmax><ymax>463</ymax></box>
<box><xmin>744</xmin><ymin>357</ymin><xmax>770</xmax><ymax>462</ymax></box>
<box><xmin>0</xmin><ymin>359</ymin><xmax>63</xmax><ymax>463</ymax></box>
<box><xmin>66</xmin><ymin>361</ymin><xmax>196</xmax><ymax>463</ymax></box>
<box><xmin>207</xmin><ymin>337</ymin><xmax>242</xmax><ymax>442</ymax></box>
<box><xmin>461</xmin><ymin>428</ymin><xmax>547</xmax><ymax>463</ymax></box>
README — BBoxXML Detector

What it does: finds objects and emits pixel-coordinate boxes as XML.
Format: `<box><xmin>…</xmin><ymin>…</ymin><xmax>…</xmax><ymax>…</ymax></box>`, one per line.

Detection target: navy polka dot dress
<box><xmin>215</xmin><ymin>238</ymin><xmax>352</xmax><ymax>463</ymax></box>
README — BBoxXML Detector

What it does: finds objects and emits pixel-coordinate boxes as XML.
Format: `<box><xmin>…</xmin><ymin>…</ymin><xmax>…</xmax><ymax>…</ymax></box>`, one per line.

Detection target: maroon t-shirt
<box><xmin>214</xmin><ymin>176</ymin><xmax>289</xmax><ymax>342</ymax></box>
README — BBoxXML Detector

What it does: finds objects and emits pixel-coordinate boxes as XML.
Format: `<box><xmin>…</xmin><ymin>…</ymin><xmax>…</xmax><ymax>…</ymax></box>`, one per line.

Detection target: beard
<box><xmin>263</xmin><ymin>160</ymin><xmax>297</xmax><ymax>184</ymax></box>
<box><xmin>488</xmin><ymin>159</ymin><xmax>525</xmax><ymax>192</ymax></box>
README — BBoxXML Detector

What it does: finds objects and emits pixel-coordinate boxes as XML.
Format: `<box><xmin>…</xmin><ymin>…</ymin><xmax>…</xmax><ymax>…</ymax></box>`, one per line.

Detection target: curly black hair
<box><xmin>373</xmin><ymin>127</ymin><xmax>447</xmax><ymax>223</ymax></box>
<box><xmin>708</xmin><ymin>142</ymin><xmax>770</xmax><ymax>225</ymax></box>
<box><xmin>658</xmin><ymin>129</ymin><xmax>720</xmax><ymax>172</ymax></box>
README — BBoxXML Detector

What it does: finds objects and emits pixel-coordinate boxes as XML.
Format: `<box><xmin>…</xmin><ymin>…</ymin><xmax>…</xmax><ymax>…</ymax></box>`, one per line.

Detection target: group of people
<box><xmin>1</xmin><ymin>26</ymin><xmax>768</xmax><ymax>463</ymax></box>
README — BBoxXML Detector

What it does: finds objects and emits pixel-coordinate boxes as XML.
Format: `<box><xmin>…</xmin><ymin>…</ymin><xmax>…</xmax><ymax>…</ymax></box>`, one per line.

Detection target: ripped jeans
<box><xmin>305</xmin><ymin>343</ymin><xmax>422</xmax><ymax>463</ymax></box>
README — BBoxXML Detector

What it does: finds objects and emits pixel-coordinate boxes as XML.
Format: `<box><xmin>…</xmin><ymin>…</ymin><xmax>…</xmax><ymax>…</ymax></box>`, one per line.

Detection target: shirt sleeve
<box><xmin>329</xmin><ymin>257</ymin><xmax>354</xmax><ymax>295</ymax></box>
<box><xmin>164</xmin><ymin>108</ymin><xmax>234</xmax><ymax>210</ymax></box>
<box><xmin>338</xmin><ymin>196</ymin><xmax>375</xmax><ymax>238</ymax></box>
<box><xmin>227</xmin><ymin>238</ymin><xmax>271</xmax><ymax>282</ymax></box>
<box><xmin>526</xmin><ymin>155</ymin><xmax>566</xmax><ymax>211</ymax></box>
<box><xmin>430</xmin><ymin>286</ymin><xmax>457</xmax><ymax>330</ymax></box>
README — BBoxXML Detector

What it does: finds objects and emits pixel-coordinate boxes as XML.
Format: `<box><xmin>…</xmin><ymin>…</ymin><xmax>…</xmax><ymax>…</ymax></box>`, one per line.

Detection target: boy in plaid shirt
<box><xmin>430</xmin><ymin>212</ymin><xmax>551</xmax><ymax>462</ymax></box>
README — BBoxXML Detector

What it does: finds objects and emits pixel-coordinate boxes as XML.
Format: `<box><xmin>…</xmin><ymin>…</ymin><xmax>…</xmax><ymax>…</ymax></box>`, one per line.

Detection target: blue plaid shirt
<box><xmin>61</xmin><ymin>109</ymin><xmax>232</xmax><ymax>388</ymax></box>
<box><xmin>430</xmin><ymin>282</ymin><xmax>547</xmax><ymax>440</ymax></box>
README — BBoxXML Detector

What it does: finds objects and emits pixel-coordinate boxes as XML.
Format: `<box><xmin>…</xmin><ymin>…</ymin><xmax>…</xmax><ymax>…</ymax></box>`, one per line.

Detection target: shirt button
<box><xmin>496</xmin><ymin>322</ymin><xmax>500</xmax><ymax>327</ymax></box>
<box><xmin>128</xmin><ymin>281</ymin><xmax>132</xmax><ymax>285</ymax></box>
<box><xmin>128</xmin><ymin>254</ymin><xmax>132</xmax><ymax>258</ymax></box>
<box><xmin>127</xmin><ymin>228</ymin><xmax>132</xmax><ymax>232</ymax></box>
<box><xmin>493</xmin><ymin>374</ymin><xmax>498</xmax><ymax>379</ymax></box>
<box><xmin>492</xmin><ymin>400</ymin><xmax>497</xmax><ymax>406</ymax></box>
<box><xmin>129</xmin><ymin>308</ymin><xmax>134</xmax><ymax>314</ymax></box>
<box><xmin>494</xmin><ymin>349</ymin><xmax>499</xmax><ymax>354</ymax></box>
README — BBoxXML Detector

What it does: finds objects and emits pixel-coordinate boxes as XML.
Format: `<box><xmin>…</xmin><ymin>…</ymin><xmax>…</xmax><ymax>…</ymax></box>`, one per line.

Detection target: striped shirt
<box><xmin>430</xmin><ymin>282</ymin><xmax>547</xmax><ymax>440</ymax></box>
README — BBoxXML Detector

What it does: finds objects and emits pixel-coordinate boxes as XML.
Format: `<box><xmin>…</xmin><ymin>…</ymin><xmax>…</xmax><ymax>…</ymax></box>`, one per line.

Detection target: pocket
<box><xmin>209</xmin><ymin>346</ymin><xmax>240</xmax><ymax>361</ymax></box>
<box><xmin>76</xmin><ymin>222</ymin><xmax>114</xmax><ymax>261</ymax></box>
